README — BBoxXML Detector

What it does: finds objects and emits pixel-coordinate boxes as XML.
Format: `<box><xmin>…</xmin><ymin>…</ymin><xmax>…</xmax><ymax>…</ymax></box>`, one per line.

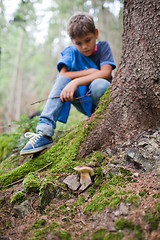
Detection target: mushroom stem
<box><xmin>80</xmin><ymin>172</ymin><xmax>92</xmax><ymax>186</ymax></box>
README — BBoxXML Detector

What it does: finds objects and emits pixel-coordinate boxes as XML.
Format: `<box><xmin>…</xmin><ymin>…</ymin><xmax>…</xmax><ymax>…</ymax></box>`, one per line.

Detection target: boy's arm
<box><xmin>60</xmin><ymin>65</ymin><xmax>99</xmax><ymax>79</ymax></box>
<box><xmin>60</xmin><ymin>64</ymin><xmax>112</xmax><ymax>102</ymax></box>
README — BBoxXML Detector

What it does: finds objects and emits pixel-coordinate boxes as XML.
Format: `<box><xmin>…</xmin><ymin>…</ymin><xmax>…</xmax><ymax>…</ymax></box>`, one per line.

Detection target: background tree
<box><xmin>80</xmin><ymin>0</ymin><xmax>160</xmax><ymax>156</ymax></box>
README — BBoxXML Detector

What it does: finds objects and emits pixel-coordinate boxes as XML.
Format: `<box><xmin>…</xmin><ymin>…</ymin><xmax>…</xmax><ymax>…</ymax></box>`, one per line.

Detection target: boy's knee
<box><xmin>90</xmin><ymin>79</ymin><xmax>110</xmax><ymax>99</ymax></box>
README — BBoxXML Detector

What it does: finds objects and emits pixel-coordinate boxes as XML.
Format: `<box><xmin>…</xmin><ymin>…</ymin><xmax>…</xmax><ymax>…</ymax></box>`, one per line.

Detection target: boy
<box><xmin>20</xmin><ymin>12</ymin><xmax>116</xmax><ymax>155</ymax></box>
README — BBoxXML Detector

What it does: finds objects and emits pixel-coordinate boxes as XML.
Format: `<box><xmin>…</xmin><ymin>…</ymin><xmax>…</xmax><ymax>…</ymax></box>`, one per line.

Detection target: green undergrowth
<box><xmin>0</xmin><ymin>133</ymin><xmax>21</xmax><ymax>163</ymax></box>
<box><xmin>0</xmin><ymin>89</ymin><xmax>112</xmax><ymax>189</ymax></box>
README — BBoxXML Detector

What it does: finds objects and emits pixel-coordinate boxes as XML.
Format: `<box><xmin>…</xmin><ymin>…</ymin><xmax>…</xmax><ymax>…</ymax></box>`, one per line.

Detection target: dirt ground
<box><xmin>0</xmin><ymin>160</ymin><xmax>160</xmax><ymax>240</ymax></box>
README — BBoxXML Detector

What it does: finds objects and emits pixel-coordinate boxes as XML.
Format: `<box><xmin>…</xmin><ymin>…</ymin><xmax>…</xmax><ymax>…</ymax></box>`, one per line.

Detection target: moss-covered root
<box><xmin>10</xmin><ymin>192</ymin><xmax>27</xmax><ymax>205</ymax></box>
<box><xmin>23</xmin><ymin>173</ymin><xmax>40</xmax><ymax>194</ymax></box>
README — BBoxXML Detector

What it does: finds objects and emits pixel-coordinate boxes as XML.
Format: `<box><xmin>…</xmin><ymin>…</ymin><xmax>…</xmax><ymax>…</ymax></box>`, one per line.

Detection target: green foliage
<box><xmin>23</xmin><ymin>173</ymin><xmax>40</xmax><ymax>194</ymax></box>
<box><xmin>10</xmin><ymin>191</ymin><xmax>27</xmax><ymax>205</ymax></box>
<box><xmin>12</xmin><ymin>115</ymin><xmax>39</xmax><ymax>134</ymax></box>
<box><xmin>0</xmin><ymin>133</ymin><xmax>20</xmax><ymax>162</ymax></box>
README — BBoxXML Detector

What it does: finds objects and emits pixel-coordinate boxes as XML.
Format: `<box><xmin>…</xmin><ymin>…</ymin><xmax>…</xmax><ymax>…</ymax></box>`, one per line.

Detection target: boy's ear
<box><xmin>95</xmin><ymin>28</ymin><xmax>99</xmax><ymax>39</ymax></box>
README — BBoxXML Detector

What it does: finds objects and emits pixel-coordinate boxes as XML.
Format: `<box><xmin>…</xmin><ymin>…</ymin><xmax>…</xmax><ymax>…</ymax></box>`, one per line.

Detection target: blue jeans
<box><xmin>36</xmin><ymin>76</ymin><xmax>110</xmax><ymax>136</ymax></box>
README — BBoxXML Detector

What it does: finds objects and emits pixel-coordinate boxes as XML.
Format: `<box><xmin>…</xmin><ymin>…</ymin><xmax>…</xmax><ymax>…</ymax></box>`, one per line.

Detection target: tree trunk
<box><xmin>7</xmin><ymin>28</ymin><xmax>24</xmax><ymax>121</ymax></box>
<box><xmin>80</xmin><ymin>0</ymin><xmax>160</xmax><ymax>156</ymax></box>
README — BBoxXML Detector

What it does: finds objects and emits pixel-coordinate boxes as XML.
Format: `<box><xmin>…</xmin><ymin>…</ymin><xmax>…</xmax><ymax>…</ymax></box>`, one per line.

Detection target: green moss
<box><xmin>0</xmin><ymin>197</ymin><xmax>5</xmax><ymax>208</ymax></box>
<box><xmin>39</xmin><ymin>181</ymin><xmax>57</xmax><ymax>211</ymax></box>
<box><xmin>77</xmin><ymin>195</ymin><xmax>85</xmax><ymax>206</ymax></box>
<box><xmin>87</xmin><ymin>185</ymin><xmax>96</xmax><ymax>198</ymax></box>
<box><xmin>23</xmin><ymin>173</ymin><xmax>40</xmax><ymax>194</ymax></box>
<box><xmin>139</xmin><ymin>189</ymin><xmax>149</xmax><ymax>197</ymax></box>
<box><xmin>153</xmin><ymin>193</ymin><xmax>160</xmax><ymax>198</ymax></box>
<box><xmin>0</xmin><ymin>133</ymin><xmax>20</xmax><ymax>162</ymax></box>
<box><xmin>5</xmin><ymin>221</ymin><xmax>11</xmax><ymax>228</ymax></box>
<box><xmin>10</xmin><ymin>192</ymin><xmax>27</xmax><ymax>205</ymax></box>
<box><xmin>144</xmin><ymin>211</ymin><xmax>160</xmax><ymax>232</ymax></box>
<box><xmin>31</xmin><ymin>219</ymin><xmax>46</xmax><ymax>229</ymax></box>
<box><xmin>57</xmin><ymin>230</ymin><xmax>71</xmax><ymax>240</ymax></box>
<box><xmin>0</xmin><ymin>89</ymin><xmax>112</xmax><ymax>189</ymax></box>
<box><xmin>29</xmin><ymin>220</ymin><xmax>71</xmax><ymax>240</ymax></box>
<box><xmin>104</xmin><ymin>232</ymin><xmax>123</xmax><ymax>240</ymax></box>
<box><xmin>91</xmin><ymin>228</ymin><xmax>107</xmax><ymax>240</ymax></box>
<box><xmin>125</xmin><ymin>194</ymin><xmax>139</xmax><ymax>207</ymax></box>
<box><xmin>156</xmin><ymin>202</ymin><xmax>160</xmax><ymax>213</ymax></box>
<box><xmin>117</xmin><ymin>167</ymin><xmax>132</xmax><ymax>176</ymax></box>
<box><xmin>94</xmin><ymin>167</ymin><xmax>104</xmax><ymax>186</ymax></box>
<box><xmin>89</xmin><ymin>151</ymin><xmax>106</xmax><ymax>164</ymax></box>
<box><xmin>84</xmin><ymin>173</ymin><xmax>136</xmax><ymax>213</ymax></box>
<box><xmin>115</xmin><ymin>217</ymin><xmax>135</xmax><ymax>230</ymax></box>
<box><xmin>115</xmin><ymin>218</ymin><xmax>144</xmax><ymax>240</ymax></box>
<box><xmin>81</xmin><ymin>230</ymin><xmax>89</xmax><ymax>240</ymax></box>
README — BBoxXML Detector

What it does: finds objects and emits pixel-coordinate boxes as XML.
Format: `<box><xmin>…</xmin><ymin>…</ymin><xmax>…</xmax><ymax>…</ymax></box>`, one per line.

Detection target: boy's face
<box><xmin>72</xmin><ymin>29</ymin><xmax>98</xmax><ymax>56</ymax></box>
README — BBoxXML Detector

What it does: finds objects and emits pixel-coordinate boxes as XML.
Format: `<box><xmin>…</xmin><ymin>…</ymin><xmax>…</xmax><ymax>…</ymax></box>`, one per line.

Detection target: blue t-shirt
<box><xmin>57</xmin><ymin>41</ymin><xmax>116</xmax><ymax>72</ymax></box>
<box><xmin>57</xmin><ymin>41</ymin><xmax>116</xmax><ymax>123</ymax></box>
<box><xmin>89</xmin><ymin>41</ymin><xmax>116</xmax><ymax>70</ymax></box>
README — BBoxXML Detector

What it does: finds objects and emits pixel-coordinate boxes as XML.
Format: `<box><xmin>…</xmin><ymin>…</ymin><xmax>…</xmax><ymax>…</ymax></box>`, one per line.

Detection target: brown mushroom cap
<box><xmin>74</xmin><ymin>166</ymin><xmax>94</xmax><ymax>176</ymax></box>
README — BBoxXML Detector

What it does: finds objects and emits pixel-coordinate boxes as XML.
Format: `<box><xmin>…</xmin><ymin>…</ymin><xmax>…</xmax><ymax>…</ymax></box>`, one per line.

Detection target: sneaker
<box><xmin>20</xmin><ymin>132</ymin><xmax>53</xmax><ymax>156</ymax></box>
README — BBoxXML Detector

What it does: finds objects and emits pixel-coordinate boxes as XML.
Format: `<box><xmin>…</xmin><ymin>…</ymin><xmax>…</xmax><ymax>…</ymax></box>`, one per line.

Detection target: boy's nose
<box><xmin>82</xmin><ymin>44</ymin><xmax>87</xmax><ymax>49</ymax></box>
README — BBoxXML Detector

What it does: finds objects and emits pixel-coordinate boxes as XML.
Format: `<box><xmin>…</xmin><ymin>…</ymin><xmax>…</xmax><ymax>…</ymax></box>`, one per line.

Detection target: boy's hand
<box><xmin>60</xmin><ymin>80</ymin><xmax>78</xmax><ymax>102</ymax></box>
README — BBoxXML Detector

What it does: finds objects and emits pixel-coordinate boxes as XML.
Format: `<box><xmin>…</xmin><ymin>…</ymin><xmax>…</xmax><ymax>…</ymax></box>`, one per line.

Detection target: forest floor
<box><xmin>0</xmin><ymin>153</ymin><xmax>160</xmax><ymax>240</ymax></box>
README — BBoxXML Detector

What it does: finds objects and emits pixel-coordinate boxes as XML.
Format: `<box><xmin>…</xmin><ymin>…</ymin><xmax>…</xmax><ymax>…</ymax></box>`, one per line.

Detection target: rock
<box><xmin>114</xmin><ymin>210</ymin><xmax>120</xmax><ymax>216</ymax></box>
<box><xmin>133</xmin><ymin>172</ymin><xmax>139</xmax><ymax>177</ymax></box>
<box><xmin>107</xmin><ymin>222</ymin><xmax>117</xmax><ymax>232</ymax></box>
<box><xmin>11</xmin><ymin>200</ymin><xmax>32</xmax><ymax>218</ymax></box>
<box><xmin>63</xmin><ymin>174</ymin><xmax>80</xmax><ymax>191</ymax></box>
<box><xmin>119</xmin><ymin>202</ymin><xmax>128</xmax><ymax>215</ymax></box>
<box><xmin>39</xmin><ymin>182</ymin><xmax>57</xmax><ymax>212</ymax></box>
<box><xmin>125</xmin><ymin>148</ymin><xmax>153</xmax><ymax>171</ymax></box>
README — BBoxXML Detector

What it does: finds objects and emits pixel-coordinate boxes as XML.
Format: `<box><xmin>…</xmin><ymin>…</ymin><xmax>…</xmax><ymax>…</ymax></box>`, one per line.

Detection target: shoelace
<box><xmin>24</xmin><ymin>132</ymin><xmax>42</xmax><ymax>144</ymax></box>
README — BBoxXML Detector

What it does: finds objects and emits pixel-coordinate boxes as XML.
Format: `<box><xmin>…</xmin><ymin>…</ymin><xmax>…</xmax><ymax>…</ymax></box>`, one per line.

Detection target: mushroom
<box><xmin>74</xmin><ymin>166</ymin><xmax>94</xmax><ymax>191</ymax></box>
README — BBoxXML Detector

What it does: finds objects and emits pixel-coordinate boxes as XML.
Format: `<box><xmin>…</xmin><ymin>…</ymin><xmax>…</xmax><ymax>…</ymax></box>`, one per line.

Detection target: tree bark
<box><xmin>80</xmin><ymin>0</ymin><xmax>160</xmax><ymax>156</ymax></box>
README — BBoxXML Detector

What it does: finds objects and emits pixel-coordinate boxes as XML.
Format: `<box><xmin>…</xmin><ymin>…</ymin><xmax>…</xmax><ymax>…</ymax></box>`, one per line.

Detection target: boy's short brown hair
<box><xmin>67</xmin><ymin>12</ymin><xmax>96</xmax><ymax>39</ymax></box>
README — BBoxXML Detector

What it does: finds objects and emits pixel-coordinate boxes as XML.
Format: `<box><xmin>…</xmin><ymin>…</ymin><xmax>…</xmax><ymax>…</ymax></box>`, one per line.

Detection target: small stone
<box><xmin>119</xmin><ymin>202</ymin><xmax>128</xmax><ymax>215</ymax></box>
<box><xmin>133</xmin><ymin>172</ymin><xmax>139</xmax><ymax>177</ymax></box>
<box><xmin>114</xmin><ymin>210</ymin><xmax>120</xmax><ymax>216</ymax></box>
<box><xmin>63</xmin><ymin>174</ymin><xmax>80</xmax><ymax>191</ymax></box>
<box><xmin>107</xmin><ymin>222</ymin><xmax>117</xmax><ymax>232</ymax></box>
<box><xmin>11</xmin><ymin>200</ymin><xmax>32</xmax><ymax>218</ymax></box>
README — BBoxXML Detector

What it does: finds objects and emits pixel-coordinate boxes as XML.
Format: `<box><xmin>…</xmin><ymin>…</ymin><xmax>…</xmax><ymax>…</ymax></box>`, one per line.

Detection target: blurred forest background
<box><xmin>0</xmin><ymin>0</ymin><xmax>123</xmax><ymax>133</ymax></box>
